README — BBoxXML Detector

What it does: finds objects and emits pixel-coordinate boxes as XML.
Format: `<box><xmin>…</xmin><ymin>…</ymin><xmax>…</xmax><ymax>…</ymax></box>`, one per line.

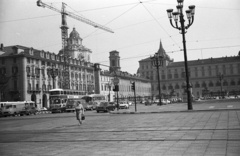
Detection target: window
<box><xmin>216</xmin><ymin>65</ymin><xmax>219</xmax><ymax>75</ymax></box>
<box><xmin>161</xmin><ymin>74</ymin><xmax>165</xmax><ymax>80</ymax></box>
<box><xmin>208</xmin><ymin>66</ymin><xmax>212</xmax><ymax>76</ymax></box>
<box><xmin>201</xmin><ymin>66</ymin><xmax>205</xmax><ymax>77</ymax></box>
<box><xmin>175</xmin><ymin>84</ymin><xmax>180</xmax><ymax>89</ymax></box>
<box><xmin>42</xmin><ymin>84</ymin><xmax>46</xmax><ymax>91</ymax></box>
<box><xmin>222</xmin><ymin>65</ymin><xmax>226</xmax><ymax>75</ymax></box>
<box><xmin>195</xmin><ymin>82</ymin><xmax>200</xmax><ymax>88</ymax></box>
<box><xmin>167</xmin><ymin>70</ymin><xmax>172</xmax><ymax>79</ymax></box>
<box><xmin>230</xmin><ymin>80</ymin><xmax>235</xmax><ymax>86</ymax></box>
<box><xmin>14</xmin><ymin>79</ymin><xmax>18</xmax><ymax>90</ymax></box>
<box><xmin>195</xmin><ymin>67</ymin><xmax>198</xmax><ymax>77</ymax></box>
<box><xmin>26</xmin><ymin>67</ymin><xmax>30</xmax><ymax>76</ymax></box>
<box><xmin>230</xmin><ymin>64</ymin><xmax>233</xmax><ymax>75</ymax></box>
<box><xmin>202</xmin><ymin>82</ymin><xmax>206</xmax><ymax>88</ymax></box>
<box><xmin>13</xmin><ymin>58</ymin><xmax>17</xmax><ymax>63</ymax></box>
<box><xmin>238</xmin><ymin>64</ymin><xmax>240</xmax><ymax>74</ymax></box>
<box><xmin>174</xmin><ymin>73</ymin><xmax>178</xmax><ymax>79</ymax></box>
<box><xmin>223</xmin><ymin>81</ymin><xmax>228</xmax><ymax>86</ymax></box>
<box><xmin>111</xmin><ymin>60</ymin><xmax>116</xmax><ymax>67</ymax></box>
<box><xmin>209</xmin><ymin>81</ymin><xmax>214</xmax><ymax>87</ymax></box>
<box><xmin>12</xmin><ymin>66</ymin><xmax>18</xmax><ymax>75</ymax></box>
<box><xmin>168</xmin><ymin>85</ymin><xmax>173</xmax><ymax>90</ymax></box>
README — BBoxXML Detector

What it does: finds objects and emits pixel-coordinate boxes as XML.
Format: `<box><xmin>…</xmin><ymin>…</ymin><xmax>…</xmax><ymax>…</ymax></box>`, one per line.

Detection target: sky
<box><xmin>0</xmin><ymin>0</ymin><xmax>240</xmax><ymax>74</ymax></box>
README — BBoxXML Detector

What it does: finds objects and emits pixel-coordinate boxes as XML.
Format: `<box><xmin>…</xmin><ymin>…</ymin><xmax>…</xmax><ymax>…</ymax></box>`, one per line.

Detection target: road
<box><xmin>0</xmin><ymin>99</ymin><xmax>240</xmax><ymax>156</ymax></box>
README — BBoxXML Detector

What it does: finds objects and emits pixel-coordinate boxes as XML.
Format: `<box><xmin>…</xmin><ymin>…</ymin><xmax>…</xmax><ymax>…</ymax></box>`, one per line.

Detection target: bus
<box><xmin>81</xmin><ymin>94</ymin><xmax>107</xmax><ymax>110</ymax></box>
<box><xmin>1</xmin><ymin>101</ymin><xmax>36</xmax><ymax>116</ymax></box>
<box><xmin>49</xmin><ymin>88</ymin><xmax>86</xmax><ymax>113</ymax></box>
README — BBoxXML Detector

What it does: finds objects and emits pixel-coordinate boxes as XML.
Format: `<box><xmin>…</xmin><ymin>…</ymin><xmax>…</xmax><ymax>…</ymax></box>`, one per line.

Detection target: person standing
<box><xmin>75</xmin><ymin>102</ymin><xmax>84</xmax><ymax>125</ymax></box>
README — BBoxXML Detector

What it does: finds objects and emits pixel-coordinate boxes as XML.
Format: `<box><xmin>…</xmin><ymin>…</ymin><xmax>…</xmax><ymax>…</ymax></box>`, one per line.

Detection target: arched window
<box><xmin>175</xmin><ymin>84</ymin><xmax>180</xmax><ymax>89</ymax></box>
<box><xmin>223</xmin><ymin>81</ymin><xmax>228</xmax><ymax>86</ymax></box>
<box><xmin>75</xmin><ymin>73</ymin><xmax>78</xmax><ymax>80</ymax></box>
<box><xmin>230</xmin><ymin>80</ymin><xmax>235</xmax><ymax>86</ymax></box>
<box><xmin>216</xmin><ymin>81</ymin><xmax>221</xmax><ymax>86</ymax></box>
<box><xmin>202</xmin><ymin>82</ymin><xmax>206</xmax><ymax>88</ymax></box>
<box><xmin>209</xmin><ymin>81</ymin><xmax>214</xmax><ymax>87</ymax></box>
<box><xmin>195</xmin><ymin>82</ymin><xmax>200</xmax><ymax>88</ymax></box>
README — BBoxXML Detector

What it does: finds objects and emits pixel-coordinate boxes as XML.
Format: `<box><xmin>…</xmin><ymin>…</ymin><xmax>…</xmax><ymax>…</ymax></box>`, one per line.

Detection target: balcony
<box><xmin>27</xmin><ymin>88</ymin><xmax>41</xmax><ymax>94</ymax></box>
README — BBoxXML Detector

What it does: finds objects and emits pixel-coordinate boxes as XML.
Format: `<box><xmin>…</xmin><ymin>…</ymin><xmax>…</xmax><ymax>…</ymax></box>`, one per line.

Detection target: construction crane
<box><xmin>37</xmin><ymin>0</ymin><xmax>114</xmax><ymax>50</ymax></box>
<box><xmin>37</xmin><ymin>0</ymin><xmax>114</xmax><ymax>89</ymax></box>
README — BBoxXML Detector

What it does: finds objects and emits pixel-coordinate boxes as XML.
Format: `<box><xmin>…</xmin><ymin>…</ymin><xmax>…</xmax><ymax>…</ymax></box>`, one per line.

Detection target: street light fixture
<box><xmin>166</xmin><ymin>0</ymin><xmax>195</xmax><ymax>110</ymax></box>
<box><xmin>47</xmin><ymin>64</ymin><xmax>58</xmax><ymax>89</ymax></box>
<box><xmin>107</xmin><ymin>80</ymin><xmax>113</xmax><ymax>102</ymax></box>
<box><xmin>151</xmin><ymin>52</ymin><xmax>163</xmax><ymax>106</ymax></box>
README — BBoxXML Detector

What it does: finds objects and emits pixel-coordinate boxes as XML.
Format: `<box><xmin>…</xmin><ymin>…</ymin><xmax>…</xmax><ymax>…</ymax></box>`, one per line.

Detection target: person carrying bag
<box><xmin>75</xmin><ymin>102</ymin><xmax>85</xmax><ymax>125</ymax></box>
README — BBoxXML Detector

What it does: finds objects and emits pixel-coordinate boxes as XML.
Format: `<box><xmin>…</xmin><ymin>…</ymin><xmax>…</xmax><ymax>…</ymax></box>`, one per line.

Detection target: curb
<box><xmin>109</xmin><ymin>108</ymin><xmax>240</xmax><ymax>114</ymax></box>
<box><xmin>36</xmin><ymin>111</ymin><xmax>52</xmax><ymax>114</ymax></box>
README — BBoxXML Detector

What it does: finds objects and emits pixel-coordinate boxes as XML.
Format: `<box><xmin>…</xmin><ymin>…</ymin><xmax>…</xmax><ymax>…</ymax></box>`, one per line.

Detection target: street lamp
<box><xmin>218</xmin><ymin>73</ymin><xmax>224</xmax><ymax>98</ymax></box>
<box><xmin>166</xmin><ymin>0</ymin><xmax>195</xmax><ymax>110</ymax></box>
<box><xmin>151</xmin><ymin>52</ymin><xmax>163</xmax><ymax>106</ymax></box>
<box><xmin>47</xmin><ymin>64</ymin><xmax>58</xmax><ymax>89</ymax></box>
<box><xmin>107</xmin><ymin>80</ymin><xmax>113</xmax><ymax>102</ymax></box>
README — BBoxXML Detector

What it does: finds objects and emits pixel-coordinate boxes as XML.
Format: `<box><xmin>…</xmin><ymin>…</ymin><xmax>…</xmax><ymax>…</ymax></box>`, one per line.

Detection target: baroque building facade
<box><xmin>138</xmin><ymin>41</ymin><xmax>240</xmax><ymax>100</ymax></box>
<box><xmin>0</xmin><ymin>28</ymin><xmax>94</xmax><ymax>108</ymax></box>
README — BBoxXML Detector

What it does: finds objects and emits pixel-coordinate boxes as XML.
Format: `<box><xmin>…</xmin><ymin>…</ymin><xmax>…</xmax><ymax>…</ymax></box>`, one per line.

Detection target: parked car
<box><xmin>127</xmin><ymin>101</ymin><xmax>133</xmax><ymax>106</ymax></box>
<box><xmin>119</xmin><ymin>102</ymin><xmax>129</xmax><ymax>109</ymax></box>
<box><xmin>20</xmin><ymin>107</ymin><xmax>37</xmax><ymax>116</ymax></box>
<box><xmin>145</xmin><ymin>100</ymin><xmax>152</xmax><ymax>106</ymax></box>
<box><xmin>96</xmin><ymin>102</ymin><xmax>115</xmax><ymax>113</ymax></box>
<box><xmin>84</xmin><ymin>103</ymin><xmax>95</xmax><ymax>111</ymax></box>
<box><xmin>156</xmin><ymin>99</ymin><xmax>171</xmax><ymax>105</ymax></box>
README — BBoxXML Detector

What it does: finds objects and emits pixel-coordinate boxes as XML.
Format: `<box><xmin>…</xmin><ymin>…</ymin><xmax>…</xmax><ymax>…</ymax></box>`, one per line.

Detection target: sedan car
<box><xmin>96</xmin><ymin>102</ymin><xmax>115</xmax><ymax>113</ymax></box>
<box><xmin>119</xmin><ymin>102</ymin><xmax>129</xmax><ymax>109</ymax></box>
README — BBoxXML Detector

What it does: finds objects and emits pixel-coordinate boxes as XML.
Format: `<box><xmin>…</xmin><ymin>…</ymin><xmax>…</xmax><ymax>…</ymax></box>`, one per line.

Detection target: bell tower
<box><xmin>109</xmin><ymin>50</ymin><xmax>121</xmax><ymax>73</ymax></box>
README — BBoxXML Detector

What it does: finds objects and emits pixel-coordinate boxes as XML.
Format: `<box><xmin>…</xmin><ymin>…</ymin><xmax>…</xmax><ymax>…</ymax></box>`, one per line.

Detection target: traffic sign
<box><xmin>113</xmin><ymin>77</ymin><xmax>119</xmax><ymax>85</ymax></box>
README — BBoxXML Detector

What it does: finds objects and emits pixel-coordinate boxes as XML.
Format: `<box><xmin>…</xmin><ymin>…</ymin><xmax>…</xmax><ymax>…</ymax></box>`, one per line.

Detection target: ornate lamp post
<box><xmin>166</xmin><ymin>0</ymin><xmax>195</xmax><ymax>110</ymax></box>
<box><xmin>107</xmin><ymin>80</ymin><xmax>113</xmax><ymax>102</ymax></box>
<box><xmin>151</xmin><ymin>52</ymin><xmax>163</xmax><ymax>106</ymax></box>
<box><xmin>48</xmin><ymin>65</ymin><xmax>58</xmax><ymax>89</ymax></box>
<box><xmin>218</xmin><ymin>73</ymin><xmax>224</xmax><ymax>98</ymax></box>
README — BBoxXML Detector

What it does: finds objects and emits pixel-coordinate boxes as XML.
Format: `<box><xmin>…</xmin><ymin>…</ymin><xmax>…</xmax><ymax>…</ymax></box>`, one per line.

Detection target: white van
<box><xmin>1</xmin><ymin>101</ymin><xmax>36</xmax><ymax>117</ymax></box>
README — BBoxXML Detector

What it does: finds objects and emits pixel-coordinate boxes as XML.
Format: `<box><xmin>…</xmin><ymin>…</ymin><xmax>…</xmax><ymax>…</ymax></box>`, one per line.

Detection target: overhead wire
<box><xmin>138</xmin><ymin>1</ymin><xmax>181</xmax><ymax>50</ymax></box>
<box><xmin>94</xmin><ymin>44</ymin><xmax>240</xmax><ymax>64</ymax></box>
<box><xmin>83</xmin><ymin>3</ymin><xmax>141</xmax><ymax>39</ymax></box>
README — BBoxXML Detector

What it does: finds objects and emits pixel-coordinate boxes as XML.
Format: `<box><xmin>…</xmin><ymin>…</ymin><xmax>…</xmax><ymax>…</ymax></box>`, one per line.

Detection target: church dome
<box><xmin>69</xmin><ymin>28</ymin><xmax>81</xmax><ymax>40</ymax></box>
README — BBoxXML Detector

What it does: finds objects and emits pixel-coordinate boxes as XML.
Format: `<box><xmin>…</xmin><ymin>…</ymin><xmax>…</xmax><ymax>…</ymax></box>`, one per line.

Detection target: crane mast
<box><xmin>37</xmin><ymin>0</ymin><xmax>114</xmax><ymax>89</ymax></box>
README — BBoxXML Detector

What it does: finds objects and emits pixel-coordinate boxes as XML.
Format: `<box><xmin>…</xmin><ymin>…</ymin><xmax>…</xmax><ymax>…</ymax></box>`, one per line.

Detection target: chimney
<box><xmin>0</xmin><ymin>43</ymin><xmax>3</xmax><ymax>51</ymax></box>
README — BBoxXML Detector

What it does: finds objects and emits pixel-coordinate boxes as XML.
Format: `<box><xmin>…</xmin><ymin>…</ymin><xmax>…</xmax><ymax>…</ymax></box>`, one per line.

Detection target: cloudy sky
<box><xmin>0</xmin><ymin>0</ymin><xmax>240</xmax><ymax>73</ymax></box>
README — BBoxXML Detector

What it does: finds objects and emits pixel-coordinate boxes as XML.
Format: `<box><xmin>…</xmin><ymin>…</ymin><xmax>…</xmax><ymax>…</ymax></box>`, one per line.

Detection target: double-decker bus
<box><xmin>81</xmin><ymin>94</ymin><xmax>107</xmax><ymax>110</ymax></box>
<box><xmin>49</xmin><ymin>88</ymin><xmax>86</xmax><ymax>113</ymax></box>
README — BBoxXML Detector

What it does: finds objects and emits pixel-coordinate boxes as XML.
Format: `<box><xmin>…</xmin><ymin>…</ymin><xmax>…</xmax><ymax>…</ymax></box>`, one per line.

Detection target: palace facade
<box><xmin>0</xmin><ymin>28</ymin><xmax>94</xmax><ymax>108</ymax></box>
<box><xmin>138</xmin><ymin>41</ymin><xmax>240</xmax><ymax>100</ymax></box>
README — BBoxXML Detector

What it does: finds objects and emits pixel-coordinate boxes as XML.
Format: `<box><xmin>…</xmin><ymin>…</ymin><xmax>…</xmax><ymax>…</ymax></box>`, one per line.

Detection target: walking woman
<box><xmin>75</xmin><ymin>101</ymin><xmax>84</xmax><ymax>125</ymax></box>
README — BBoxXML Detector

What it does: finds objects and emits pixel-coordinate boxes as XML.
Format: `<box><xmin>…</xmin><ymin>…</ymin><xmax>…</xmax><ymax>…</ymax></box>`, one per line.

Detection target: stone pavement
<box><xmin>0</xmin><ymin>99</ymin><xmax>240</xmax><ymax>156</ymax></box>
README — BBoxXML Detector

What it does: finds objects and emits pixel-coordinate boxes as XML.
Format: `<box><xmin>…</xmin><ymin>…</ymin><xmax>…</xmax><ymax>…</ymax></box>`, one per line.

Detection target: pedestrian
<box><xmin>75</xmin><ymin>101</ymin><xmax>84</xmax><ymax>125</ymax></box>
